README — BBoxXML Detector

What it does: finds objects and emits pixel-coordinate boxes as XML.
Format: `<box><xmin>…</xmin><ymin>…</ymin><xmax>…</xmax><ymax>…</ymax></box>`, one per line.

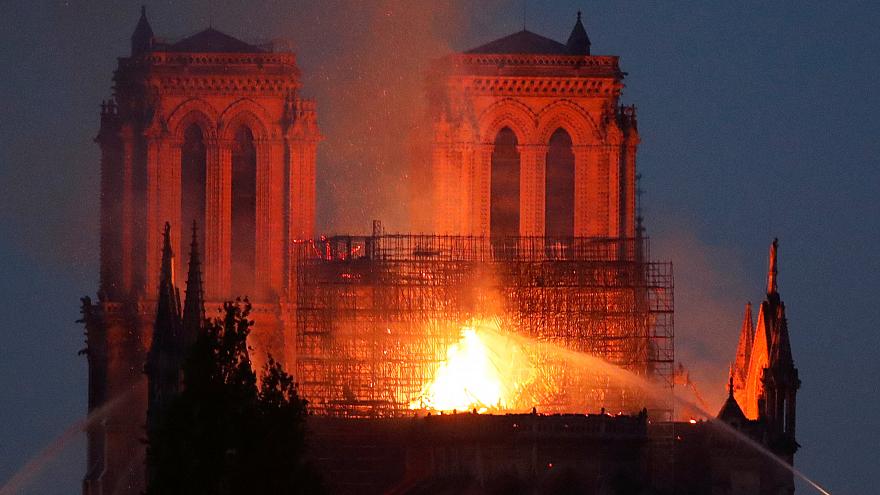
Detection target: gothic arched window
<box><xmin>490</xmin><ymin>127</ymin><xmax>520</xmax><ymax>251</ymax></box>
<box><xmin>181</xmin><ymin>123</ymin><xmax>206</xmax><ymax>251</ymax></box>
<box><xmin>545</xmin><ymin>128</ymin><xmax>575</xmax><ymax>244</ymax></box>
<box><xmin>231</xmin><ymin>126</ymin><xmax>256</xmax><ymax>296</ymax></box>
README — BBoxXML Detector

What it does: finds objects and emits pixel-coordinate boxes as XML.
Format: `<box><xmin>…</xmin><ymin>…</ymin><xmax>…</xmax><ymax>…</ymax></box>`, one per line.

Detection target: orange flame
<box><xmin>409</xmin><ymin>319</ymin><xmax>533</xmax><ymax>413</ymax></box>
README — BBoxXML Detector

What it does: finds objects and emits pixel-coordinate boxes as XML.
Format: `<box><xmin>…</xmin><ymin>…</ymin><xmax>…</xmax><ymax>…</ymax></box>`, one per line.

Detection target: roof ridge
<box><xmin>164</xmin><ymin>26</ymin><xmax>266</xmax><ymax>54</ymax></box>
<box><xmin>466</xmin><ymin>29</ymin><xmax>570</xmax><ymax>55</ymax></box>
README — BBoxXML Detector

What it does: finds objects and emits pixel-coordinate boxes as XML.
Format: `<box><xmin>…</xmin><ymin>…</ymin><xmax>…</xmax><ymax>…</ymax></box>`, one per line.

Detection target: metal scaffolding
<box><xmin>291</xmin><ymin>235</ymin><xmax>673</xmax><ymax>419</ymax></box>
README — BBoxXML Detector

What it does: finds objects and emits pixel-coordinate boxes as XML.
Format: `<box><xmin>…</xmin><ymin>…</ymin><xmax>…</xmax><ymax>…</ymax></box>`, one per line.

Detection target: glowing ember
<box><xmin>409</xmin><ymin>319</ymin><xmax>531</xmax><ymax>413</ymax></box>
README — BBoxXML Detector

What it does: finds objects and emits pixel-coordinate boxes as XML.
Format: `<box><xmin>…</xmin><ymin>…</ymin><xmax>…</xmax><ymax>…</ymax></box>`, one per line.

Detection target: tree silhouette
<box><xmin>146</xmin><ymin>299</ymin><xmax>323</xmax><ymax>494</ymax></box>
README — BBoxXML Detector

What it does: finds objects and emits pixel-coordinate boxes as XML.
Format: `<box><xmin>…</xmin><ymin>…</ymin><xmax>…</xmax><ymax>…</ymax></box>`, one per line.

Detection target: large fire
<box><xmin>409</xmin><ymin>319</ymin><xmax>535</xmax><ymax>413</ymax></box>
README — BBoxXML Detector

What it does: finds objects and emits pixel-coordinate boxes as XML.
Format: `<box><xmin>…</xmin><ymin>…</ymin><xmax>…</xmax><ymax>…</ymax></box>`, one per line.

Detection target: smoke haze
<box><xmin>1</xmin><ymin>2</ymin><xmax>878</xmax><ymax>494</ymax></box>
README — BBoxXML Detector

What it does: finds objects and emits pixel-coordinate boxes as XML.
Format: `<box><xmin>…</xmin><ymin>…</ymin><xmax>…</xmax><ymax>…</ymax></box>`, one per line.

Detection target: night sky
<box><xmin>1</xmin><ymin>1</ymin><xmax>878</xmax><ymax>493</ymax></box>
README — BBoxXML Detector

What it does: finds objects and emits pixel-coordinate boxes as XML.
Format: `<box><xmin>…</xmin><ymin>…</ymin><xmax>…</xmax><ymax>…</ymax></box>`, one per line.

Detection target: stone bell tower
<box><xmin>428</xmin><ymin>12</ymin><xmax>639</xmax><ymax>241</ymax></box>
<box><xmin>83</xmin><ymin>8</ymin><xmax>319</xmax><ymax>494</ymax></box>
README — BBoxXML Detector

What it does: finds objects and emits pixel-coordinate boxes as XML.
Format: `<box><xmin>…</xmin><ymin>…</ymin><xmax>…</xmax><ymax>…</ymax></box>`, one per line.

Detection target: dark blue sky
<box><xmin>1</xmin><ymin>1</ymin><xmax>877</xmax><ymax>493</ymax></box>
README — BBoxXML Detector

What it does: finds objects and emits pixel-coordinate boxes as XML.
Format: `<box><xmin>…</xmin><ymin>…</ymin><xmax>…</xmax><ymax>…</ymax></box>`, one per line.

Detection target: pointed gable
<box><xmin>733</xmin><ymin>302</ymin><xmax>754</xmax><ymax>392</ymax></box>
<box><xmin>167</xmin><ymin>28</ymin><xmax>265</xmax><ymax>53</ymax></box>
<box><xmin>466</xmin><ymin>30</ymin><xmax>569</xmax><ymax>55</ymax></box>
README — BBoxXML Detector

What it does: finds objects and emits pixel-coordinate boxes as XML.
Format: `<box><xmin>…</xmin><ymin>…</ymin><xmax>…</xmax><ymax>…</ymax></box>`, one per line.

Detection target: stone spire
<box><xmin>766</xmin><ymin>237</ymin><xmax>778</xmax><ymax>296</ymax></box>
<box><xmin>732</xmin><ymin>302</ymin><xmax>754</xmax><ymax>391</ymax></box>
<box><xmin>759</xmin><ymin>238</ymin><xmax>800</xmax><ymax>456</ymax></box>
<box><xmin>155</xmin><ymin>222</ymin><xmax>181</xmax><ymax>330</ymax></box>
<box><xmin>131</xmin><ymin>5</ymin><xmax>154</xmax><ymax>55</ymax></box>
<box><xmin>146</xmin><ymin>222</ymin><xmax>183</xmax><ymax>432</ymax></box>
<box><xmin>566</xmin><ymin>11</ymin><xmax>591</xmax><ymax>55</ymax></box>
<box><xmin>182</xmin><ymin>221</ymin><xmax>205</xmax><ymax>344</ymax></box>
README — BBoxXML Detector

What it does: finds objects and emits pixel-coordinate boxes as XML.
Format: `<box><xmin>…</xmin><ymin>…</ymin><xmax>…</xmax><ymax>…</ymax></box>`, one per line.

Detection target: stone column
<box><xmin>518</xmin><ymin>144</ymin><xmax>534</xmax><ymax>236</ymax></box>
<box><xmin>607</xmin><ymin>144</ymin><xmax>622</xmax><ymax>238</ymax></box>
<box><xmin>301</xmin><ymin>140</ymin><xmax>318</xmax><ymax>239</ymax></box>
<box><xmin>458</xmin><ymin>143</ymin><xmax>474</xmax><ymax>235</ymax></box>
<box><xmin>144</xmin><ymin>133</ymin><xmax>163</xmax><ymax>297</ymax></box>
<box><xmin>523</xmin><ymin>144</ymin><xmax>548</xmax><ymax>237</ymax></box>
<box><xmin>474</xmin><ymin>144</ymin><xmax>493</xmax><ymax>237</ymax></box>
<box><xmin>119</xmin><ymin>126</ymin><xmax>135</xmax><ymax>293</ymax></box>
<box><xmin>254</xmin><ymin>138</ymin><xmax>272</xmax><ymax>300</ymax></box>
<box><xmin>205</xmin><ymin>138</ymin><xmax>231</xmax><ymax>299</ymax></box>
<box><xmin>164</xmin><ymin>139</ymin><xmax>183</xmax><ymax>278</ymax></box>
<box><xmin>285</xmin><ymin>137</ymin><xmax>301</xmax><ymax>244</ymax></box>
<box><xmin>431</xmin><ymin>141</ymin><xmax>450</xmax><ymax>234</ymax></box>
<box><xmin>98</xmin><ymin>124</ymin><xmax>122</xmax><ymax>298</ymax></box>
<box><xmin>622</xmin><ymin>138</ymin><xmax>639</xmax><ymax>239</ymax></box>
<box><xmin>266</xmin><ymin>138</ymin><xmax>285</xmax><ymax>296</ymax></box>
<box><xmin>573</xmin><ymin>145</ymin><xmax>594</xmax><ymax>237</ymax></box>
<box><xmin>287</xmin><ymin>137</ymin><xmax>318</xmax><ymax>242</ymax></box>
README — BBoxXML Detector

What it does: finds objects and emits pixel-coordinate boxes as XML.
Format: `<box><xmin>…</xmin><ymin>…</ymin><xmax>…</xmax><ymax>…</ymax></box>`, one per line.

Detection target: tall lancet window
<box><xmin>181</xmin><ymin>123</ymin><xmax>206</xmax><ymax>252</ymax></box>
<box><xmin>231</xmin><ymin>126</ymin><xmax>256</xmax><ymax>296</ymax></box>
<box><xmin>545</xmin><ymin>128</ymin><xmax>574</xmax><ymax>254</ymax></box>
<box><xmin>490</xmin><ymin>127</ymin><xmax>520</xmax><ymax>254</ymax></box>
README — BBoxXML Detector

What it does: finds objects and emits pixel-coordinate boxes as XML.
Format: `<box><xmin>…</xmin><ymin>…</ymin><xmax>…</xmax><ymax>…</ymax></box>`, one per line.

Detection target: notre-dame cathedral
<box><xmin>81</xmin><ymin>8</ymin><xmax>800</xmax><ymax>494</ymax></box>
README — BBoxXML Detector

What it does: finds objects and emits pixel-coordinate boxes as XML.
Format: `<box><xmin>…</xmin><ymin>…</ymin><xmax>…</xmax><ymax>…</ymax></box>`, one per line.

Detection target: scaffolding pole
<box><xmin>291</xmin><ymin>235</ymin><xmax>673</xmax><ymax>420</ymax></box>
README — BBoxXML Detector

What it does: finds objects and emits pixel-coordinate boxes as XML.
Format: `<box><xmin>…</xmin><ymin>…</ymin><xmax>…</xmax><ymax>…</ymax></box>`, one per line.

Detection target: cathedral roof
<box><xmin>466</xmin><ymin>30</ymin><xmax>570</xmax><ymax>55</ymax></box>
<box><xmin>166</xmin><ymin>27</ymin><xmax>266</xmax><ymax>53</ymax></box>
<box><xmin>718</xmin><ymin>373</ymin><xmax>748</xmax><ymax>425</ymax></box>
<box><xmin>466</xmin><ymin>13</ymin><xmax>592</xmax><ymax>56</ymax></box>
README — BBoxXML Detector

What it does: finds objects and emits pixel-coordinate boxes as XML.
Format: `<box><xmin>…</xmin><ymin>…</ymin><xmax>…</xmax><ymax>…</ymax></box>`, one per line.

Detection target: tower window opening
<box><xmin>545</xmin><ymin>128</ymin><xmax>574</xmax><ymax>257</ymax></box>
<box><xmin>181</xmin><ymin>123</ymin><xmax>206</xmax><ymax>256</ymax></box>
<box><xmin>231</xmin><ymin>126</ymin><xmax>256</xmax><ymax>296</ymax></box>
<box><xmin>490</xmin><ymin>127</ymin><xmax>520</xmax><ymax>256</ymax></box>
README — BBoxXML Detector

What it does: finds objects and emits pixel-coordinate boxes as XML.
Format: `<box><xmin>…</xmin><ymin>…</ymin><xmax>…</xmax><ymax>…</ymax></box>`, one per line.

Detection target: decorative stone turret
<box><xmin>131</xmin><ymin>6</ymin><xmax>154</xmax><ymax>55</ymax></box>
<box><xmin>566</xmin><ymin>11</ymin><xmax>591</xmax><ymax>55</ymax></box>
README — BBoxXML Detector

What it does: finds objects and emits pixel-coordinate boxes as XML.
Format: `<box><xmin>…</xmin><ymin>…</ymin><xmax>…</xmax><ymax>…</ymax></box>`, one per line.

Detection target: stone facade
<box><xmin>84</xmin><ymin>8</ymin><xmax>319</xmax><ymax>494</ymax></box>
<box><xmin>82</xmin><ymin>10</ymin><xmax>800</xmax><ymax>495</ymax></box>
<box><xmin>428</xmin><ymin>16</ymin><xmax>639</xmax><ymax>240</ymax></box>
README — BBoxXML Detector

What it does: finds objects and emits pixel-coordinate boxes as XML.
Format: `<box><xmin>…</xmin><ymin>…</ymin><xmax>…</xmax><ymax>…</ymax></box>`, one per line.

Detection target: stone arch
<box><xmin>219</xmin><ymin>98</ymin><xmax>273</xmax><ymax>140</ymax></box>
<box><xmin>478</xmin><ymin>98</ymin><xmax>536</xmax><ymax>144</ymax></box>
<box><xmin>218</xmin><ymin>99</ymin><xmax>274</xmax><ymax>298</ymax></box>
<box><xmin>490</xmin><ymin>127</ymin><xmax>521</xmax><ymax>242</ymax></box>
<box><xmin>545</xmin><ymin>128</ymin><xmax>575</xmax><ymax>242</ymax></box>
<box><xmin>535</xmin><ymin>100</ymin><xmax>600</xmax><ymax>146</ymax></box>
<box><xmin>166</xmin><ymin>98</ymin><xmax>219</xmax><ymax>140</ymax></box>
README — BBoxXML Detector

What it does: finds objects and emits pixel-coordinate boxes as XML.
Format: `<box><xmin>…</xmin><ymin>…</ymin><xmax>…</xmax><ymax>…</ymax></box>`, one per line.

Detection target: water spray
<box><xmin>0</xmin><ymin>379</ymin><xmax>143</xmax><ymax>495</ymax></box>
<box><xmin>478</xmin><ymin>322</ymin><xmax>834</xmax><ymax>495</ymax></box>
